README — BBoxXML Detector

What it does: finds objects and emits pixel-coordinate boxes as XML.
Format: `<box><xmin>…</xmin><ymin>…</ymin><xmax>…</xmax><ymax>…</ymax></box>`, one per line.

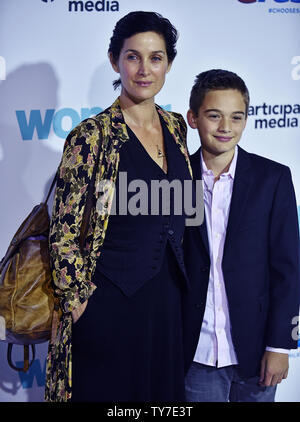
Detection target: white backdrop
<box><xmin>0</xmin><ymin>0</ymin><xmax>299</xmax><ymax>402</ymax></box>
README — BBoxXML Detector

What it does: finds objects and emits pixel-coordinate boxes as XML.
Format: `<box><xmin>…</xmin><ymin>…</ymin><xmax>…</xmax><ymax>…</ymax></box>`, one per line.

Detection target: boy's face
<box><xmin>187</xmin><ymin>89</ymin><xmax>247</xmax><ymax>159</ymax></box>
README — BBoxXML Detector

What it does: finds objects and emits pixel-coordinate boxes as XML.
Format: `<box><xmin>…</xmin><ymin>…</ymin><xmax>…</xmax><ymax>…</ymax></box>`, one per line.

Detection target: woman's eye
<box><xmin>152</xmin><ymin>56</ymin><xmax>162</xmax><ymax>62</ymax></box>
<box><xmin>127</xmin><ymin>54</ymin><xmax>138</xmax><ymax>61</ymax></box>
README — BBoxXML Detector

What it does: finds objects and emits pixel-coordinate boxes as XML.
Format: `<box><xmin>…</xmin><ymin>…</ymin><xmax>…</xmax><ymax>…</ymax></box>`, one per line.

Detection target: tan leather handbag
<box><xmin>0</xmin><ymin>118</ymin><xmax>102</xmax><ymax>372</ymax></box>
<box><xmin>0</xmin><ymin>175</ymin><xmax>58</xmax><ymax>371</ymax></box>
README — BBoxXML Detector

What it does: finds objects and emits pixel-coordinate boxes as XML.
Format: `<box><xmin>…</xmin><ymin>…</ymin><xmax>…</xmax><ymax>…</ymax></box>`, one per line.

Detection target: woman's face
<box><xmin>110</xmin><ymin>31</ymin><xmax>171</xmax><ymax>104</ymax></box>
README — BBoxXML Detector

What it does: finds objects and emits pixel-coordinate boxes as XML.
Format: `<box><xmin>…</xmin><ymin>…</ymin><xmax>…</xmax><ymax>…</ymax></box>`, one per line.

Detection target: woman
<box><xmin>45</xmin><ymin>11</ymin><xmax>194</xmax><ymax>402</ymax></box>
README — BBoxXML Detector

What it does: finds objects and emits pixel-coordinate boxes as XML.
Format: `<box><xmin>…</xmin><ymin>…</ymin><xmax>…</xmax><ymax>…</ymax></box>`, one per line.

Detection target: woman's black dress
<box><xmin>71</xmin><ymin>117</ymin><xmax>192</xmax><ymax>402</ymax></box>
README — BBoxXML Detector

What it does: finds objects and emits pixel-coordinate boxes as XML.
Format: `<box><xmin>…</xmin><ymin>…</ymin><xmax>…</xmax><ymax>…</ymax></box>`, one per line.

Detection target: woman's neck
<box><xmin>119</xmin><ymin>93</ymin><xmax>158</xmax><ymax>130</ymax></box>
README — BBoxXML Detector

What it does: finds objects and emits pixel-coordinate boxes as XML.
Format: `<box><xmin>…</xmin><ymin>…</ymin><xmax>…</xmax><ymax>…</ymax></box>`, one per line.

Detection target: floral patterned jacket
<box><xmin>44</xmin><ymin>98</ymin><xmax>192</xmax><ymax>402</ymax></box>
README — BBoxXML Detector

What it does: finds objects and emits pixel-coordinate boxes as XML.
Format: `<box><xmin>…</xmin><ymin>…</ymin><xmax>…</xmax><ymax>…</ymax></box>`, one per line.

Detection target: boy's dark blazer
<box><xmin>183</xmin><ymin>145</ymin><xmax>300</xmax><ymax>378</ymax></box>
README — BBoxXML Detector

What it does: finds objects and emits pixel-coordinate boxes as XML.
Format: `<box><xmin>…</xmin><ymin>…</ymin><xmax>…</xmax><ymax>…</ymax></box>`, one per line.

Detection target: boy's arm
<box><xmin>260</xmin><ymin>166</ymin><xmax>300</xmax><ymax>386</ymax></box>
<box><xmin>266</xmin><ymin>166</ymin><xmax>300</xmax><ymax>349</ymax></box>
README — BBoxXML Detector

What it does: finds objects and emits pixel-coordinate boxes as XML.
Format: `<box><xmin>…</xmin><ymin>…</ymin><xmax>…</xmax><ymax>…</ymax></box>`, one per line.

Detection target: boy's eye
<box><xmin>232</xmin><ymin>115</ymin><xmax>243</xmax><ymax>121</ymax></box>
<box><xmin>208</xmin><ymin>114</ymin><xmax>220</xmax><ymax>119</ymax></box>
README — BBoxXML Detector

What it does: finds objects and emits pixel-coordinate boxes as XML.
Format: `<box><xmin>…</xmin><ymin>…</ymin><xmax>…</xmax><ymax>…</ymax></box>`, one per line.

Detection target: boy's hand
<box><xmin>259</xmin><ymin>351</ymin><xmax>289</xmax><ymax>387</ymax></box>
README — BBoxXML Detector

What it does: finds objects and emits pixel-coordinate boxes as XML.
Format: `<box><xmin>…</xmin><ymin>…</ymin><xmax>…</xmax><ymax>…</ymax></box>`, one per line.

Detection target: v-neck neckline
<box><xmin>125</xmin><ymin>117</ymin><xmax>169</xmax><ymax>176</ymax></box>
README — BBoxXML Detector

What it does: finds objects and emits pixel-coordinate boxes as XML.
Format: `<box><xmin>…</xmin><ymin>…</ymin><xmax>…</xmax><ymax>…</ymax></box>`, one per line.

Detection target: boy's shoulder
<box><xmin>239</xmin><ymin>146</ymin><xmax>290</xmax><ymax>175</ymax></box>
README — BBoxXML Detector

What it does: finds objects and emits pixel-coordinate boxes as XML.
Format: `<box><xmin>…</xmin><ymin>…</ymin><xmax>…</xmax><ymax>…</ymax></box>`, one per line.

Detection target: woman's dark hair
<box><xmin>108</xmin><ymin>11</ymin><xmax>178</xmax><ymax>89</ymax></box>
<box><xmin>189</xmin><ymin>69</ymin><xmax>250</xmax><ymax>116</ymax></box>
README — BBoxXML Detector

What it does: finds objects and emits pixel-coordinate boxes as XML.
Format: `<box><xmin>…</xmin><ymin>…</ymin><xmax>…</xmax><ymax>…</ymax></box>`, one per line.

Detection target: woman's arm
<box><xmin>49</xmin><ymin>119</ymin><xmax>102</xmax><ymax>313</ymax></box>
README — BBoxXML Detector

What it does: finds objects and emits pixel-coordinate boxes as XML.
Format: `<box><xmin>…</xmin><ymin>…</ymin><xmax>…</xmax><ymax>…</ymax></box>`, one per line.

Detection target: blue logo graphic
<box><xmin>16</xmin><ymin>105</ymin><xmax>171</xmax><ymax>141</ymax></box>
<box><xmin>16</xmin><ymin>359</ymin><xmax>46</xmax><ymax>388</ymax></box>
<box><xmin>16</xmin><ymin>107</ymin><xmax>102</xmax><ymax>140</ymax></box>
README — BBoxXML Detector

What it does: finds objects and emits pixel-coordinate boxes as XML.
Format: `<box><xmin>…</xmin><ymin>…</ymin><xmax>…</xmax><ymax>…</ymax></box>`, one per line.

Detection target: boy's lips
<box><xmin>214</xmin><ymin>136</ymin><xmax>233</xmax><ymax>142</ymax></box>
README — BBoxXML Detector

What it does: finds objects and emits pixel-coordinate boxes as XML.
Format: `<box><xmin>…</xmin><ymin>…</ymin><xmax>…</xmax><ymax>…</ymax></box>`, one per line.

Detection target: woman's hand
<box><xmin>72</xmin><ymin>300</ymin><xmax>88</xmax><ymax>323</ymax></box>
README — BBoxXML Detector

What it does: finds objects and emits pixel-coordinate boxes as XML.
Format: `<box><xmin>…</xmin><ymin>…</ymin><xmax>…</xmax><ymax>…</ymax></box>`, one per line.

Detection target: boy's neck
<box><xmin>202</xmin><ymin>148</ymin><xmax>236</xmax><ymax>181</ymax></box>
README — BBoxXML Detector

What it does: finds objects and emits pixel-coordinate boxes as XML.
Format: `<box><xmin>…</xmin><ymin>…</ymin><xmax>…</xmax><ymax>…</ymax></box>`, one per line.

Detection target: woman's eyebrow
<box><xmin>124</xmin><ymin>49</ymin><xmax>166</xmax><ymax>55</ymax></box>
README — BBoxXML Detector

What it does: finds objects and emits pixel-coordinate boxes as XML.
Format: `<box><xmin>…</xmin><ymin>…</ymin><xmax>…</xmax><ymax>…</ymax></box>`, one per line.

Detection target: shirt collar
<box><xmin>200</xmin><ymin>146</ymin><xmax>238</xmax><ymax>181</ymax></box>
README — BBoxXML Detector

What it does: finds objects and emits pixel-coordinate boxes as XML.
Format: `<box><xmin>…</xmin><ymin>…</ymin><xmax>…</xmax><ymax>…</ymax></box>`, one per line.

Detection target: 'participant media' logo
<box><xmin>41</xmin><ymin>0</ymin><xmax>120</xmax><ymax>11</ymax></box>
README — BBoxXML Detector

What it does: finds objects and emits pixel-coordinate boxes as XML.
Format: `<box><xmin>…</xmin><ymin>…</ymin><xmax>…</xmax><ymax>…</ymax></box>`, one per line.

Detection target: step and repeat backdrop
<box><xmin>0</xmin><ymin>0</ymin><xmax>299</xmax><ymax>402</ymax></box>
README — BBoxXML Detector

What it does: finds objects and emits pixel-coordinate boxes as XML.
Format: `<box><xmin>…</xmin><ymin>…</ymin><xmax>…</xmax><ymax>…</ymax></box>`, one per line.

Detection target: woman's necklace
<box><xmin>148</xmin><ymin>138</ymin><xmax>165</xmax><ymax>159</ymax></box>
<box><xmin>123</xmin><ymin>109</ymin><xmax>165</xmax><ymax>158</ymax></box>
<box><xmin>143</xmin><ymin>132</ymin><xmax>165</xmax><ymax>159</ymax></box>
<box><xmin>156</xmin><ymin>144</ymin><xmax>165</xmax><ymax>159</ymax></box>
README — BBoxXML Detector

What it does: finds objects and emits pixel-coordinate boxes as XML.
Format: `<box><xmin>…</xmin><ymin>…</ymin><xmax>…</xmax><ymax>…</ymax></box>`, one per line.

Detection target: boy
<box><xmin>184</xmin><ymin>69</ymin><xmax>300</xmax><ymax>402</ymax></box>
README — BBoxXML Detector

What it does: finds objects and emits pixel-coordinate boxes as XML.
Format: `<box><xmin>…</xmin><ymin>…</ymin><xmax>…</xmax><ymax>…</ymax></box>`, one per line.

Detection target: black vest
<box><xmin>93</xmin><ymin>119</ymin><xmax>191</xmax><ymax>297</ymax></box>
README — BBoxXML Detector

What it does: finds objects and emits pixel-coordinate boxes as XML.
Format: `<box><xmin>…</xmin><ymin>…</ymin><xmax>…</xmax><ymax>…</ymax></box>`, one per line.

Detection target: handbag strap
<box><xmin>7</xmin><ymin>344</ymin><xmax>35</xmax><ymax>372</ymax></box>
<box><xmin>45</xmin><ymin>171</ymin><xmax>58</xmax><ymax>204</ymax></box>
<box><xmin>79</xmin><ymin>118</ymin><xmax>102</xmax><ymax>254</ymax></box>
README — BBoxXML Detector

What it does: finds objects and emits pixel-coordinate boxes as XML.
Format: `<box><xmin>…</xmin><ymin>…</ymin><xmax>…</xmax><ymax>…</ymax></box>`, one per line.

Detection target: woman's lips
<box><xmin>135</xmin><ymin>81</ymin><xmax>152</xmax><ymax>87</ymax></box>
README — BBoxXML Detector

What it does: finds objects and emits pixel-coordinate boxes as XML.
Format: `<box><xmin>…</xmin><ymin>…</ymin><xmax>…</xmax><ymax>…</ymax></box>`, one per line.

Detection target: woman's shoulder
<box><xmin>156</xmin><ymin>106</ymin><xmax>186</xmax><ymax>127</ymax></box>
<box><xmin>157</xmin><ymin>107</ymin><xmax>187</xmax><ymax>140</ymax></box>
<box><xmin>63</xmin><ymin>106</ymin><xmax>114</xmax><ymax>151</ymax></box>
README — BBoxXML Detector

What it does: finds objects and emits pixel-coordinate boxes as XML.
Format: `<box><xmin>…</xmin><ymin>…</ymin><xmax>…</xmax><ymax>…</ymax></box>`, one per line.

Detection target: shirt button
<box><xmin>168</xmin><ymin>229</ymin><xmax>174</xmax><ymax>236</ymax></box>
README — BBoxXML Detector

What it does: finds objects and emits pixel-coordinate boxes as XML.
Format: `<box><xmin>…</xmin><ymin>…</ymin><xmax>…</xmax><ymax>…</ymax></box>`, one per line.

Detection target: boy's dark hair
<box><xmin>108</xmin><ymin>11</ymin><xmax>178</xmax><ymax>89</ymax></box>
<box><xmin>189</xmin><ymin>69</ymin><xmax>250</xmax><ymax>116</ymax></box>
